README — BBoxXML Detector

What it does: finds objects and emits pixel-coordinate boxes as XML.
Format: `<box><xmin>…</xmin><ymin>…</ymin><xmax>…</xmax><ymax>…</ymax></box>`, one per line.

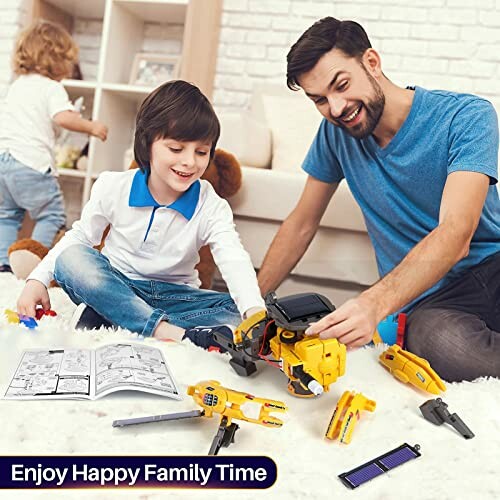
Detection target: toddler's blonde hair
<box><xmin>13</xmin><ymin>20</ymin><xmax>78</xmax><ymax>81</ymax></box>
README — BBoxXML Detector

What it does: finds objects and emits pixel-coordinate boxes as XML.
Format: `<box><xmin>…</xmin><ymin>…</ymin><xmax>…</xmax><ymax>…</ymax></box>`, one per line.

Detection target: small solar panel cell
<box><xmin>379</xmin><ymin>447</ymin><xmax>418</xmax><ymax>469</ymax></box>
<box><xmin>344</xmin><ymin>463</ymin><xmax>384</xmax><ymax>487</ymax></box>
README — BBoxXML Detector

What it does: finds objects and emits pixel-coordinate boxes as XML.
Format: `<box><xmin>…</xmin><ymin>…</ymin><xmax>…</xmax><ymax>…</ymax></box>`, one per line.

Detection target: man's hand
<box><xmin>91</xmin><ymin>121</ymin><xmax>108</xmax><ymax>141</ymax></box>
<box><xmin>17</xmin><ymin>280</ymin><xmax>51</xmax><ymax>318</ymax></box>
<box><xmin>305</xmin><ymin>295</ymin><xmax>379</xmax><ymax>348</ymax></box>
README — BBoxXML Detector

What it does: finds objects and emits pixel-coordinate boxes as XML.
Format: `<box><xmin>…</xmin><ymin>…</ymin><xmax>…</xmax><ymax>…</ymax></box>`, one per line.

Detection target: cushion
<box><xmin>258</xmin><ymin>90</ymin><xmax>322</xmax><ymax>173</ymax></box>
<box><xmin>230</xmin><ymin>166</ymin><xmax>367</xmax><ymax>233</ymax></box>
<box><xmin>218</xmin><ymin>111</ymin><xmax>272</xmax><ymax>169</ymax></box>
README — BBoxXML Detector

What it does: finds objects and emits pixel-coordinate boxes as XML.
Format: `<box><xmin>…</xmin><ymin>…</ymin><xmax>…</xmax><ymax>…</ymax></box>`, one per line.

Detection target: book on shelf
<box><xmin>4</xmin><ymin>342</ymin><xmax>181</xmax><ymax>401</ymax></box>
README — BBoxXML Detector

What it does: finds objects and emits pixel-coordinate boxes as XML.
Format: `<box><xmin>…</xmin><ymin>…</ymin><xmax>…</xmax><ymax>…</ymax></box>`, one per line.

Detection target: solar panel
<box><xmin>276</xmin><ymin>295</ymin><xmax>331</xmax><ymax>321</ymax></box>
<box><xmin>339</xmin><ymin>443</ymin><xmax>421</xmax><ymax>489</ymax></box>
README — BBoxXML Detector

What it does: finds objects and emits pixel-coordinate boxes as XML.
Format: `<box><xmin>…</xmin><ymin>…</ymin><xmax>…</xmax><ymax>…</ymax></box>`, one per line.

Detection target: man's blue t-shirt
<box><xmin>302</xmin><ymin>86</ymin><xmax>500</xmax><ymax>310</ymax></box>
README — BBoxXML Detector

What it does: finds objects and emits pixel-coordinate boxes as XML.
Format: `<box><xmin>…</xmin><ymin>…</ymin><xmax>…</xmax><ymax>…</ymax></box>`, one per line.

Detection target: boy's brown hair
<box><xmin>134</xmin><ymin>80</ymin><xmax>220</xmax><ymax>173</ymax></box>
<box><xmin>13</xmin><ymin>20</ymin><xmax>78</xmax><ymax>81</ymax></box>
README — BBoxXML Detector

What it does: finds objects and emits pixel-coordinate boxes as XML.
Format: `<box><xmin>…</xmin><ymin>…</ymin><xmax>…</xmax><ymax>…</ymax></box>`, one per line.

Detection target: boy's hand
<box><xmin>91</xmin><ymin>121</ymin><xmax>108</xmax><ymax>141</ymax></box>
<box><xmin>17</xmin><ymin>280</ymin><xmax>51</xmax><ymax>318</ymax></box>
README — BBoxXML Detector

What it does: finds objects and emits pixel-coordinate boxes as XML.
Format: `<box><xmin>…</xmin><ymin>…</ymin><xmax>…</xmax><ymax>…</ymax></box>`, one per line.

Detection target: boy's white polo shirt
<box><xmin>29</xmin><ymin>169</ymin><xmax>265</xmax><ymax>316</ymax></box>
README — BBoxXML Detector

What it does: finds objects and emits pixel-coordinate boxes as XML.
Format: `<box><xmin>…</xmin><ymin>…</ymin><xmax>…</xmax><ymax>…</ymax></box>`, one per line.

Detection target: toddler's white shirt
<box><xmin>0</xmin><ymin>74</ymin><xmax>74</xmax><ymax>172</ymax></box>
<box><xmin>29</xmin><ymin>169</ymin><xmax>265</xmax><ymax>316</ymax></box>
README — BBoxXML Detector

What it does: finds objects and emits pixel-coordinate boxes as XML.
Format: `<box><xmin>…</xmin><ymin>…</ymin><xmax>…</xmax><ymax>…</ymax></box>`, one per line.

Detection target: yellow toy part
<box><xmin>187</xmin><ymin>380</ymin><xmax>287</xmax><ymax>427</ymax></box>
<box><xmin>5</xmin><ymin>309</ymin><xmax>20</xmax><ymax>324</ymax></box>
<box><xmin>232</xmin><ymin>309</ymin><xmax>267</xmax><ymax>344</ymax></box>
<box><xmin>379</xmin><ymin>345</ymin><xmax>446</xmax><ymax>395</ymax></box>
<box><xmin>269</xmin><ymin>333</ymin><xmax>346</xmax><ymax>397</ymax></box>
<box><xmin>325</xmin><ymin>391</ymin><xmax>376</xmax><ymax>444</ymax></box>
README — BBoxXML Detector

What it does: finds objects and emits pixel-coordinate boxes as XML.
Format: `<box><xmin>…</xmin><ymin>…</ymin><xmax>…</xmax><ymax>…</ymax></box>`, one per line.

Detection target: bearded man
<box><xmin>257</xmin><ymin>17</ymin><xmax>500</xmax><ymax>382</ymax></box>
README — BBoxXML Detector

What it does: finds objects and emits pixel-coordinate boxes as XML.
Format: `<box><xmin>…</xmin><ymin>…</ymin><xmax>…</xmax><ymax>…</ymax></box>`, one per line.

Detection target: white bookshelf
<box><xmin>30</xmin><ymin>0</ymin><xmax>223</xmax><ymax>225</ymax></box>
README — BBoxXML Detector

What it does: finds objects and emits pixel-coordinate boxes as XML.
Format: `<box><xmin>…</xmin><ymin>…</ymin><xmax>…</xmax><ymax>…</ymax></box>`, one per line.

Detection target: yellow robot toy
<box><xmin>212</xmin><ymin>292</ymin><xmax>346</xmax><ymax>398</ymax></box>
<box><xmin>113</xmin><ymin>380</ymin><xmax>287</xmax><ymax>455</ymax></box>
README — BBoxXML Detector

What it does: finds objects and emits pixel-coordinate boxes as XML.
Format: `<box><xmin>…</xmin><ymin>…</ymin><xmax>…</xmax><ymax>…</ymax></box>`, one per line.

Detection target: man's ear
<box><xmin>362</xmin><ymin>48</ymin><xmax>383</xmax><ymax>78</ymax></box>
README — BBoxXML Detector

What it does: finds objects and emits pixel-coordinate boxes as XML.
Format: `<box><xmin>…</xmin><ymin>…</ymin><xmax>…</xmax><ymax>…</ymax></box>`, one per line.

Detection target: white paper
<box><xmin>4</xmin><ymin>343</ymin><xmax>181</xmax><ymax>401</ymax></box>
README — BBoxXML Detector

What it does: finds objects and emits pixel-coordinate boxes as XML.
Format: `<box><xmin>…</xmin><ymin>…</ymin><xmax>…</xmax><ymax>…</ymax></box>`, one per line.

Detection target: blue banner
<box><xmin>0</xmin><ymin>456</ymin><xmax>277</xmax><ymax>489</ymax></box>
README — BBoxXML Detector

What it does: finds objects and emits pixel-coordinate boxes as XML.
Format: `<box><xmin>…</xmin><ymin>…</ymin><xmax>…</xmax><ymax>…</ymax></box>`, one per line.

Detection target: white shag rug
<box><xmin>1</xmin><ymin>272</ymin><xmax>499</xmax><ymax>500</ymax></box>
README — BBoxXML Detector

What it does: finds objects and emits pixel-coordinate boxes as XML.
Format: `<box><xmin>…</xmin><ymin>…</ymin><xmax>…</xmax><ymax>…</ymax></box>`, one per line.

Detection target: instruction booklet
<box><xmin>4</xmin><ymin>343</ymin><xmax>181</xmax><ymax>400</ymax></box>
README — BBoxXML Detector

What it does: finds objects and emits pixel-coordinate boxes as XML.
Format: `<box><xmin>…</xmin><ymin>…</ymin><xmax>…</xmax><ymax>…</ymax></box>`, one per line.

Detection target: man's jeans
<box><xmin>406</xmin><ymin>251</ymin><xmax>500</xmax><ymax>382</ymax></box>
<box><xmin>54</xmin><ymin>244</ymin><xmax>241</xmax><ymax>336</ymax></box>
<box><xmin>0</xmin><ymin>152</ymin><xmax>65</xmax><ymax>265</ymax></box>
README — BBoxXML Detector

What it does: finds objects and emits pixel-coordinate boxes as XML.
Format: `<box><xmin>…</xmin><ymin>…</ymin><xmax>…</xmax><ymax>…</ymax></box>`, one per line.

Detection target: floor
<box><xmin>0</xmin><ymin>273</ymin><xmax>499</xmax><ymax>499</ymax></box>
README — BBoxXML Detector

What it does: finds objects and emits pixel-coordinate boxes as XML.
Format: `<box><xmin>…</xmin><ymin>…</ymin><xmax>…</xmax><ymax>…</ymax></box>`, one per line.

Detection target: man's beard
<box><xmin>331</xmin><ymin>66</ymin><xmax>385</xmax><ymax>140</ymax></box>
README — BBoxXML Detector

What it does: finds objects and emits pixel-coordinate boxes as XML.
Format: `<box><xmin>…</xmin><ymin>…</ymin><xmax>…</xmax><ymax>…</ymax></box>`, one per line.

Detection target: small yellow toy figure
<box><xmin>4</xmin><ymin>309</ymin><xmax>19</xmax><ymax>324</ymax></box>
<box><xmin>113</xmin><ymin>380</ymin><xmax>288</xmax><ymax>455</ymax></box>
<box><xmin>379</xmin><ymin>345</ymin><xmax>446</xmax><ymax>394</ymax></box>
<box><xmin>325</xmin><ymin>391</ymin><xmax>376</xmax><ymax>444</ymax></box>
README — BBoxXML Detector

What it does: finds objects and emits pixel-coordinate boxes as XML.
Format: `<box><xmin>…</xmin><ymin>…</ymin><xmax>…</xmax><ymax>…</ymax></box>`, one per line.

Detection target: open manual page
<box><xmin>3</xmin><ymin>343</ymin><xmax>181</xmax><ymax>400</ymax></box>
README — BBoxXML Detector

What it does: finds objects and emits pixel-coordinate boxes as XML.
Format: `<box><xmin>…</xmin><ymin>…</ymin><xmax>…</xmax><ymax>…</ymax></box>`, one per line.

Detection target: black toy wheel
<box><xmin>280</xmin><ymin>330</ymin><xmax>299</xmax><ymax>344</ymax></box>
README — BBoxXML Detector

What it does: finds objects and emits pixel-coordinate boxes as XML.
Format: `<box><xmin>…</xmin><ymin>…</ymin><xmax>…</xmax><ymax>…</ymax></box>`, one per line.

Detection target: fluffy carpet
<box><xmin>1</xmin><ymin>272</ymin><xmax>499</xmax><ymax>500</ymax></box>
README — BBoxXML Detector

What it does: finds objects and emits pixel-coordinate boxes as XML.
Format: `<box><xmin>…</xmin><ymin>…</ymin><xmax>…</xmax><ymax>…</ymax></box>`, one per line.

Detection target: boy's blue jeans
<box><xmin>53</xmin><ymin>244</ymin><xmax>241</xmax><ymax>336</ymax></box>
<box><xmin>0</xmin><ymin>152</ymin><xmax>66</xmax><ymax>265</ymax></box>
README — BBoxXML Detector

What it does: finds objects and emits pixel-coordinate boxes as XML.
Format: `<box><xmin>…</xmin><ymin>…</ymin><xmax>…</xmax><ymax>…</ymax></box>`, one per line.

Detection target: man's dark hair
<box><xmin>134</xmin><ymin>80</ymin><xmax>220</xmax><ymax>173</ymax></box>
<box><xmin>287</xmin><ymin>17</ymin><xmax>372</xmax><ymax>91</ymax></box>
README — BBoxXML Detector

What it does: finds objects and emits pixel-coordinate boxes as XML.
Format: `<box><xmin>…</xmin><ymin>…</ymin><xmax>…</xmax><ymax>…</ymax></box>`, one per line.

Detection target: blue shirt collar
<box><xmin>128</xmin><ymin>169</ymin><xmax>200</xmax><ymax>220</ymax></box>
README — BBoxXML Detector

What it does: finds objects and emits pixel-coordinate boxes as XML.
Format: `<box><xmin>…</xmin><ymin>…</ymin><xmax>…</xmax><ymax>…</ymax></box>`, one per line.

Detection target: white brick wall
<box><xmin>0</xmin><ymin>6</ymin><xmax>183</xmax><ymax>95</ymax></box>
<box><xmin>213</xmin><ymin>0</ymin><xmax>500</xmax><ymax>114</ymax></box>
<box><xmin>1</xmin><ymin>0</ymin><xmax>499</xmax><ymax>115</ymax></box>
<box><xmin>0</xmin><ymin>0</ymin><xmax>29</xmax><ymax>95</ymax></box>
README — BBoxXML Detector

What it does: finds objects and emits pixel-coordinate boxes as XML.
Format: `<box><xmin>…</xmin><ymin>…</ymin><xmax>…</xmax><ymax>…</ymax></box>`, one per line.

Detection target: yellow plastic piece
<box><xmin>379</xmin><ymin>345</ymin><xmax>446</xmax><ymax>395</ymax></box>
<box><xmin>5</xmin><ymin>309</ymin><xmax>20</xmax><ymax>324</ymax></box>
<box><xmin>187</xmin><ymin>380</ymin><xmax>287</xmax><ymax>428</ymax></box>
<box><xmin>233</xmin><ymin>310</ymin><xmax>267</xmax><ymax>344</ymax></box>
<box><xmin>269</xmin><ymin>331</ymin><xmax>346</xmax><ymax>394</ymax></box>
<box><xmin>325</xmin><ymin>391</ymin><xmax>376</xmax><ymax>444</ymax></box>
<box><xmin>372</xmin><ymin>330</ymin><xmax>383</xmax><ymax>344</ymax></box>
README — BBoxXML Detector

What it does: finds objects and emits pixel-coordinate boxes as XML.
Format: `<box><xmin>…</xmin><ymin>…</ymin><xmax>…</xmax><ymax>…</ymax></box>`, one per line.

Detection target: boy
<box><xmin>17</xmin><ymin>80</ymin><xmax>264</xmax><ymax>342</ymax></box>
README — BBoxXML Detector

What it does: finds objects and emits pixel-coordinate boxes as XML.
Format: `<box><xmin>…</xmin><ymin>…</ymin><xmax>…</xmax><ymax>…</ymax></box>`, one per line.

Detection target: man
<box><xmin>257</xmin><ymin>17</ymin><xmax>500</xmax><ymax>382</ymax></box>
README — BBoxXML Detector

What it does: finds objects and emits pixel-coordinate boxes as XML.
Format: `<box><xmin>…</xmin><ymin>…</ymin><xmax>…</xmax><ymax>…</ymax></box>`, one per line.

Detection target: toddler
<box><xmin>0</xmin><ymin>20</ymin><xmax>108</xmax><ymax>272</ymax></box>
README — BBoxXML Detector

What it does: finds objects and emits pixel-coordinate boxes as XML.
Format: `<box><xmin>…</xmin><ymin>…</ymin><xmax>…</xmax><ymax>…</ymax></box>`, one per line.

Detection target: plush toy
<box><xmin>8</xmin><ymin>149</ymin><xmax>242</xmax><ymax>289</ymax></box>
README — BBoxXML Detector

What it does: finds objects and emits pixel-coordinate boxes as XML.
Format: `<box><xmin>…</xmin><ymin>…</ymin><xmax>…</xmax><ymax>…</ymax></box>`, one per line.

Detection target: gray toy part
<box><xmin>112</xmin><ymin>409</ymin><xmax>204</xmax><ymax>427</ymax></box>
<box><xmin>419</xmin><ymin>398</ymin><xmax>474</xmax><ymax>439</ymax></box>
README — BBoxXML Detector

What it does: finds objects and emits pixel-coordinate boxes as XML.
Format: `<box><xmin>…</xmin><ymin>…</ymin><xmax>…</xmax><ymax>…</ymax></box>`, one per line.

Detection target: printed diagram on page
<box><xmin>5</xmin><ymin>349</ymin><xmax>91</xmax><ymax>397</ymax></box>
<box><xmin>4</xmin><ymin>343</ymin><xmax>181</xmax><ymax>401</ymax></box>
<box><xmin>94</xmin><ymin>344</ymin><xmax>176</xmax><ymax>396</ymax></box>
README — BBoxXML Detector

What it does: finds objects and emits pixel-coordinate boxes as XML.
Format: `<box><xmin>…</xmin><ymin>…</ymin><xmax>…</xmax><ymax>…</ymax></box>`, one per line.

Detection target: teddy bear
<box><xmin>8</xmin><ymin>148</ymin><xmax>242</xmax><ymax>290</ymax></box>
